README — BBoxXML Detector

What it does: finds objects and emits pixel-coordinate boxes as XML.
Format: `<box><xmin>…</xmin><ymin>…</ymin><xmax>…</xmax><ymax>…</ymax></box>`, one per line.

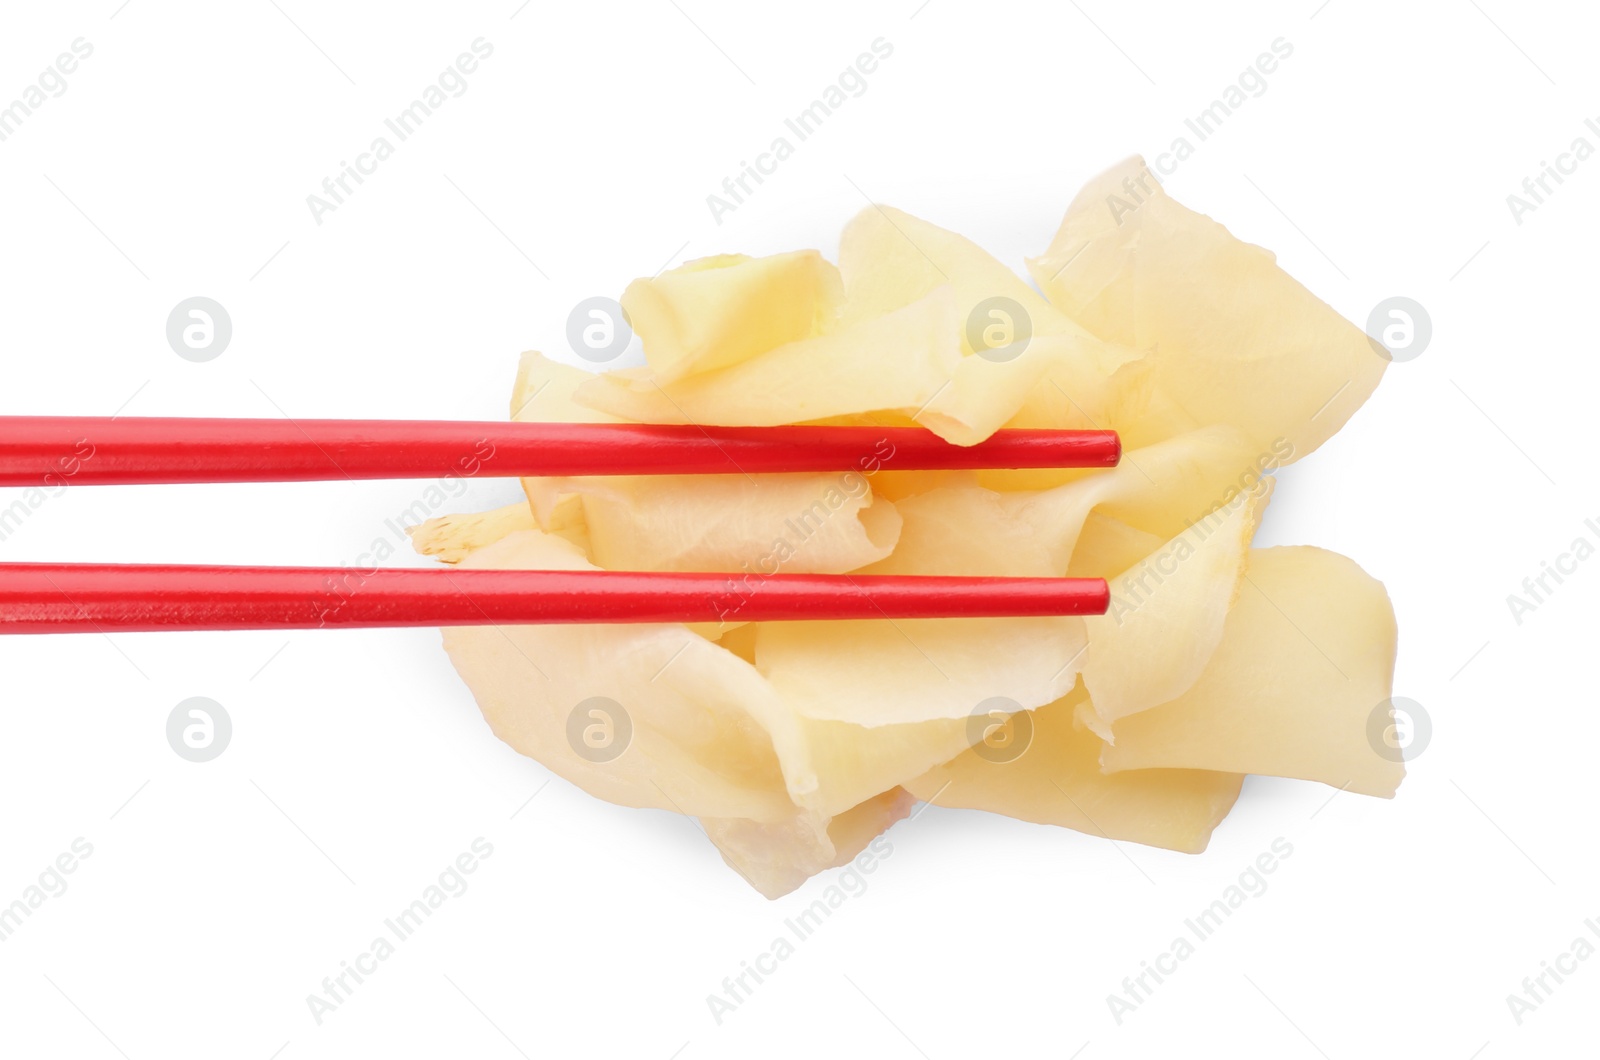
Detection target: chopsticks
<box><xmin>0</xmin><ymin>416</ymin><xmax>1120</xmax><ymax>629</ymax></box>
<box><xmin>0</xmin><ymin>563</ymin><xmax>1111</xmax><ymax>633</ymax></box>
<box><xmin>0</xmin><ymin>417</ymin><xmax>1121</xmax><ymax>486</ymax></box>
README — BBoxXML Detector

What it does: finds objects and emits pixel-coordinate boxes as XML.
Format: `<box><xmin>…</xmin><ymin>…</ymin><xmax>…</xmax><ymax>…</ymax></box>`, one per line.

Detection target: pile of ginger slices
<box><xmin>411</xmin><ymin>157</ymin><xmax>1398</xmax><ymax>899</ymax></box>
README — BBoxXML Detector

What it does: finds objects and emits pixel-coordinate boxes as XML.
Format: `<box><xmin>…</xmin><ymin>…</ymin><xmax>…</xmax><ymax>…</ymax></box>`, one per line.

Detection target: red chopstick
<box><xmin>0</xmin><ymin>417</ymin><xmax>1120</xmax><ymax>486</ymax></box>
<box><xmin>0</xmin><ymin>563</ymin><xmax>1109</xmax><ymax>633</ymax></box>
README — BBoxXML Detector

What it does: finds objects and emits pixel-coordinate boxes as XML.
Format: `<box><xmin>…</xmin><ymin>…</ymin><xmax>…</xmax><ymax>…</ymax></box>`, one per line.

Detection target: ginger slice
<box><xmin>906</xmin><ymin>685</ymin><xmax>1242</xmax><ymax>854</ymax></box>
<box><xmin>1028</xmin><ymin>155</ymin><xmax>1386</xmax><ymax>463</ymax></box>
<box><xmin>1100</xmin><ymin>546</ymin><xmax>1403</xmax><ymax>797</ymax></box>
<box><xmin>623</xmin><ymin>250</ymin><xmax>842</xmax><ymax>383</ymax></box>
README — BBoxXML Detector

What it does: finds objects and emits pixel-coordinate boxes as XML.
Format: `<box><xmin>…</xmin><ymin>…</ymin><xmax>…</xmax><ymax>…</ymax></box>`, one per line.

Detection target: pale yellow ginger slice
<box><xmin>573</xmin><ymin>471</ymin><xmax>901</xmax><ymax>577</ymax></box>
<box><xmin>905</xmin><ymin>685</ymin><xmax>1242</xmax><ymax>854</ymax></box>
<box><xmin>541</xmin><ymin>494</ymin><xmax>591</xmax><ymax>554</ymax></box>
<box><xmin>859</xmin><ymin>485</ymin><xmax>1068</xmax><ymax>578</ymax></box>
<box><xmin>443</xmin><ymin>530</ymin><xmax>978</xmax><ymax>824</ymax></box>
<box><xmin>794</xmin><ymin>716</ymin><xmax>970</xmax><ymax>817</ymax></box>
<box><xmin>445</xmin><ymin>532</ymin><xmax>797</xmax><ymax>822</ymax></box>
<box><xmin>1100</xmin><ymin>546</ymin><xmax>1402</xmax><ymax>797</ymax></box>
<box><xmin>1065</xmin><ymin>512</ymin><xmax>1164</xmax><ymax>580</ymax></box>
<box><xmin>967</xmin><ymin>419</ymin><xmax>1272</xmax><ymax>515</ymax></box>
<box><xmin>509</xmin><ymin>351</ymin><xmax>623</xmax><ymax>529</ymax></box>
<box><xmin>1028</xmin><ymin>155</ymin><xmax>1386</xmax><ymax>462</ymax></box>
<box><xmin>571</xmin><ymin>287</ymin><xmax>960</xmax><ymax>427</ymax></box>
<box><xmin>914</xmin><ymin>332</ymin><xmax>1147</xmax><ymax>448</ymax></box>
<box><xmin>862</xmin><ymin>468</ymin><xmax>978</xmax><ymax>503</ymax></box>
<box><xmin>408</xmin><ymin>501</ymin><xmax>540</xmax><ymax>563</ymax></box>
<box><xmin>1078</xmin><ymin>481</ymin><xmax>1273</xmax><ymax>736</ymax></box>
<box><xmin>510</xmin><ymin>350</ymin><xmax>622</xmax><ymax>425</ymax></box>
<box><xmin>622</xmin><ymin>250</ymin><xmax>843</xmax><ymax>383</ymax></box>
<box><xmin>1001</xmin><ymin>424</ymin><xmax>1274</xmax><ymax>542</ymax></box>
<box><xmin>835</xmin><ymin>203</ymin><xmax>1154</xmax><ymax>448</ymax></box>
<box><xmin>755</xmin><ymin>614</ymin><xmax>1086</xmax><ymax>726</ymax></box>
<box><xmin>869</xmin><ymin>426</ymin><xmax>1265</xmax><ymax>581</ymax></box>
<box><xmin>702</xmin><ymin>788</ymin><xmax>911</xmax><ymax>899</ymax></box>
<box><xmin>978</xmin><ymin>350</ymin><xmax>1203</xmax><ymax>466</ymax></box>
<box><xmin>838</xmin><ymin>203</ymin><xmax>1076</xmax><ymax>338</ymax></box>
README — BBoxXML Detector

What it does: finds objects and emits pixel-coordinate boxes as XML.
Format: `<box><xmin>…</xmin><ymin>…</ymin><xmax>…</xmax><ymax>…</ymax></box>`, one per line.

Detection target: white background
<box><xmin>1</xmin><ymin>1</ymin><xmax>1595</xmax><ymax>1057</ymax></box>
